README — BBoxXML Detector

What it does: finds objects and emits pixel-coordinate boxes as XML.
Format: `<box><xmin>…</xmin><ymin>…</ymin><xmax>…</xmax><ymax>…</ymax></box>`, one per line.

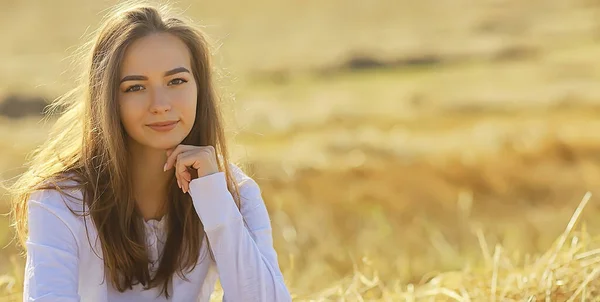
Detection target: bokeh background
<box><xmin>2</xmin><ymin>0</ymin><xmax>600</xmax><ymax>300</ymax></box>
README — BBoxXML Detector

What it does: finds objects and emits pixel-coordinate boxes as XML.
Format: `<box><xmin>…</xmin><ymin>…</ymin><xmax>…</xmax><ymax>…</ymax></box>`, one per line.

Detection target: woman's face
<box><xmin>118</xmin><ymin>33</ymin><xmax>197</xmax><ymax>151</ymax></box>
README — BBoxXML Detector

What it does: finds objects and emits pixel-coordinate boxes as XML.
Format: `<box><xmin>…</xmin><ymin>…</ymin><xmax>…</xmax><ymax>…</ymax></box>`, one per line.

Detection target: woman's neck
<box><xmin>127</xmin><ymin>140</ymin><xmax>172</xmax><ymax>221</ymax></box>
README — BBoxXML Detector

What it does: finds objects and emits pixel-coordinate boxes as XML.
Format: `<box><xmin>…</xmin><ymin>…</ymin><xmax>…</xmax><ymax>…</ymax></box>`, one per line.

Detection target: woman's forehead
<box><xmin>120</xmin><ymin>33</ymin><xmax>192</xmax><ymax>76</ymax></box>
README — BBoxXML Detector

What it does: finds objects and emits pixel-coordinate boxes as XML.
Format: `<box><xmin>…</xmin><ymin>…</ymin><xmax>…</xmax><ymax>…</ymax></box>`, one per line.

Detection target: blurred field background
<box><xmin>3</xmin><ymin>0</ymin><xmax>600</xmax><ymax>300</ymax></box>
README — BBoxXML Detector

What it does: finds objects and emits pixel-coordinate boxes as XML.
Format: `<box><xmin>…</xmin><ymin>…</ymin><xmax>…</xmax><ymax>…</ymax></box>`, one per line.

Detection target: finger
<box><xmin>166</xmin><ymin>147</ymin><xmax>175</xmax><ymax>157</ymax></box>
<box><xmin>175</xmin><ymin>153</ymin><xmax>194</xmax><ymax>193</ymax></box>
<box><xmin>175</xmin><ymin>153</ymin><xmax>187</xmax><ymax>193</ymax></box>
<box><xmin>172</xmin><ymin>147</ymin><xmax>216</xmax><ymax>192</ymax></box>
<box><xmin>177</xmin><ymin>149</ymin><xmax>211</xmax><ymax>192</ymax></box>
<box><xmin>164</xmin><ymin>145</ymin><xmax>197</xmax><ymax>171</ymax></box>
<box><xmin>175</xmin><ymin>167</ymin><xmax>181</xmax><ymax>191</ymax></box>
<box><xmin>165</xmin><ymin>145</ymin><xmax>190</xmax><ymax>171</ymax></box>
<box><xmin>176</xmin><ymin>151</ymin><xmax>208</xmax><ymax>193</ymax></box>
<box><xmin>181</xmin><ymin>168</ymin><xmax>191</xmax><ymax>194</ymax></box>
<box><xmin>178</xmin><ymin>150</ymin><xmax>209</xmax><ymax>170</ymax></box>
<box><xmin>166</xmin><ymin>146</ymin><xmax>185</xmax><ymax>158</ymax></box>
<box><xmin>168</xmin><ymin>145</ymin><xmax>214</xmax><ymax>162</ymax></box>
<box><xmin>175</xmin><ymin>153</ymin><xmax>193</xmax><ymax>182</ymax></box>
<box><xmin>185</xmin><ymin>172</ymin><xmax>190</xmax><ymax>194</ymax></box>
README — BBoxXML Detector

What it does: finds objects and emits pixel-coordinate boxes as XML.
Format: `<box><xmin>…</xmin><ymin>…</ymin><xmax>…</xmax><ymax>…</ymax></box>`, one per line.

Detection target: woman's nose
<box><xmin>149</xmin><ymin>87</ymin><xmax>172</xmax><ymax>114</ymax></box>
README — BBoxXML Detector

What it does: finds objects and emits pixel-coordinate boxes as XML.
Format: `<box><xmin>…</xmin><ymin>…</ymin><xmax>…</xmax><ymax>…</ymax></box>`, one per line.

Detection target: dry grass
<box><xmin>301</xmin><ymin>193</ymin><xmax>600</xmax><ymax>301</ymax></box>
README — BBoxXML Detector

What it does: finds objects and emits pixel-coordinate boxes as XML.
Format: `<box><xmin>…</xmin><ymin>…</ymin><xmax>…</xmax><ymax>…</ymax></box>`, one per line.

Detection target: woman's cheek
<box><xmin>119</xmin><ymin>97</ymin><xmax>145</xmax><ymax>134</ymax></box>
<box><xmin>176</xmin><ymin>85</ymin><xmax>198</xmax><ymax>120</ymax></box>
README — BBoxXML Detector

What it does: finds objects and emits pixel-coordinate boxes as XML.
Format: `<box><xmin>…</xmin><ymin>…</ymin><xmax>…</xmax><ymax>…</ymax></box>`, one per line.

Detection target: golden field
<box><xmin>2</xmin><ymin>0</ymin><xmax>600</xmax><ymax>300</ymax></box>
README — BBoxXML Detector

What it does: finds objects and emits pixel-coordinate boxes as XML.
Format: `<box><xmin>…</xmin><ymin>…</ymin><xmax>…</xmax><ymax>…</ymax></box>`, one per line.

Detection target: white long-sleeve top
<box><xmin>23</xmin><ymin>165</ymin><xmax>292</xmax><ymax>302</ymax></box>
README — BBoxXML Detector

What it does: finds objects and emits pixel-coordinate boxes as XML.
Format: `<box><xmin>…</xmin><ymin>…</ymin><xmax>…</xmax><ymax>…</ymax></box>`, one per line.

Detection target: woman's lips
<box><xmin>146</xmin><ymin>120</ymin><xmax>179</xmax><ymax>132</ymax></box>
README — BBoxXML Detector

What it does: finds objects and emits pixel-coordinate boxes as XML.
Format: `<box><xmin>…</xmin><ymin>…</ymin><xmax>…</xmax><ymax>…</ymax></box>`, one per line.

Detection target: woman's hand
<box><xmin>163</xmin><ymin>144</ymin><xmax>219</xmax><ymax>193</ymax></box>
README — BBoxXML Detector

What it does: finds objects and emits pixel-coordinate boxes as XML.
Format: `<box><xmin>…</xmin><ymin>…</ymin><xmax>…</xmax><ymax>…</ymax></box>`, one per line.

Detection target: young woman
<box><xmin>9</xmin><ymin>2</ymin><xmax>291</xmax><ymax>301</ymax></box>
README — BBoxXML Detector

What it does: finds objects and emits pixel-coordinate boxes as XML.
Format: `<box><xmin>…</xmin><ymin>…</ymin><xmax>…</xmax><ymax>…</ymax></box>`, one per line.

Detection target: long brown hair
<box><xmin>9</xmin><ymin>1</ymin><xmax>241</xmax><ymax>298</ymax></box>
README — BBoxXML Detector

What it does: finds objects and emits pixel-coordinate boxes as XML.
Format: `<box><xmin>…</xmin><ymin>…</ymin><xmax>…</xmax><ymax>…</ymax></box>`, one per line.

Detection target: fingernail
<box><xmin>163</xmin><ymin>163</ymin><xmax>168</xmax><ymax>171</ymax></box>
<box><xmin>177</xmin><ymin>179</ymin><xmax>181</xmax><ymax>189</ymax></box>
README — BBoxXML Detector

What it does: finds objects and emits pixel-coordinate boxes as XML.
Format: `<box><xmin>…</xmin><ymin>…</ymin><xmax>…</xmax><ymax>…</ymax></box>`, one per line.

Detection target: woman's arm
<box><xmin>23</xmin><ymin>190</ymin><xmax>81</xmax><ymax>302</ymax></box>
<box><xmin>189</xmin><ymin>170</ymin><xmax>292</xmax><ymax>302</ymax></box>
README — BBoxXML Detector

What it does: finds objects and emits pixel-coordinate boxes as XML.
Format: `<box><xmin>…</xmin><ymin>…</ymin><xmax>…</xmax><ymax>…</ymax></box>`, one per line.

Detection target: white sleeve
<box><xmin>188</xmin><ymin>171</ymin><xmax>291</xmax><ymax>302</ymax></box>
<box><xmin>23</xmin><ymin>190</ymin><xmax>81</xmax><ymax>302</ymax></box>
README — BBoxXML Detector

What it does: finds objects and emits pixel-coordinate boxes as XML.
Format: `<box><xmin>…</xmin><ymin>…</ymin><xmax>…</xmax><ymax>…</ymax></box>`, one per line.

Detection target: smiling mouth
<box><xmin>146</xmin><ymin>120</ymin><xmax>179</xmax><ymax>132</ymax></box>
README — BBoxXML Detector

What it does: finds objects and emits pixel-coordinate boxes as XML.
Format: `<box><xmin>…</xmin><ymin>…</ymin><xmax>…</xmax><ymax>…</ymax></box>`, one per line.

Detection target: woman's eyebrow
<box><xmin>120</xmin><ymin>75</ymin><xmax>147</xmax><ymax>83</ymax></box>
<box><xmin>164</xmin><ymin>67</ymin><xmax>190</xmax><ymax>77</ymax></box>
<box><xmin>120</xmin><ymin>67</ymin><xmax>191</xmax><ymax>83</ymax></box>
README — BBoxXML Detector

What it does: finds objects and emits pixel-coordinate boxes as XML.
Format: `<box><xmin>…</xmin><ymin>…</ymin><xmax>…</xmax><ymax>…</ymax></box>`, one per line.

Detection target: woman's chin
<box><xmin>128</xmin><ymin>130</ymin><xmax>191</xmax><ymax>151</ymax></box>
<box><xmin>143</xmin><ymin>138</ymin><xmax>186</xmax><ymax>151</ymax></box>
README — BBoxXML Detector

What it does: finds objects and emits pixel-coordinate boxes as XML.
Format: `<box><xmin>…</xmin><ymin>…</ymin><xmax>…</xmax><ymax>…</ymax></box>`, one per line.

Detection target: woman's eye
<box><xmin>125</xmin><ymin>85</ymin><xmax>144</xmax><ymax>93</ymax></box>
<box><xmin>168</xmin><ymin>78</ymin><xmax>188</xmax><ymax>86</ymax></box>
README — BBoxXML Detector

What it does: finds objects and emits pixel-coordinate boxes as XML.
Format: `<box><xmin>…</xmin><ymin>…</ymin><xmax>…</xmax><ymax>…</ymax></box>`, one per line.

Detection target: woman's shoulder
<box><xmin>26</xmin><ymin>175</ymin><xmax>91</xmax><ymax>254</ymax></box>
<box><xmin>28</xmin><ymin>174</ymin><xmax>87</xmax><ymax>225</ymax></box>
